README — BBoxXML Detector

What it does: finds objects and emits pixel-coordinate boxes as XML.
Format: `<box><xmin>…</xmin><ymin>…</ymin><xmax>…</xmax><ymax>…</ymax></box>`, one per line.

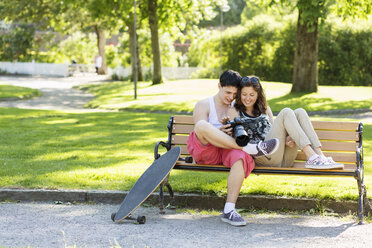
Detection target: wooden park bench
<box><xmin>154</xmin><ymin>115</ymin><xmax>368</xmax><ymax>223</ymax></box>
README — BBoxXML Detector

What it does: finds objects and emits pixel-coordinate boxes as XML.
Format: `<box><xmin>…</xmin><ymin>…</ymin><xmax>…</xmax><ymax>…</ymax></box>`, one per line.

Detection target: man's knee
<box><xmin>194</xmin><ymin>120</ymin><xmax>211</xmax><ymax>136</ymax></box>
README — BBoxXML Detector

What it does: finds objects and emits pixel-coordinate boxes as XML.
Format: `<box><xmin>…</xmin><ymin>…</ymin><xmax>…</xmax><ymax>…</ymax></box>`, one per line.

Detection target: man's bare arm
<box><xmin>192</xmin><ymin>99</ymin><xmax>209</xmax><ymax>124</ymax></box>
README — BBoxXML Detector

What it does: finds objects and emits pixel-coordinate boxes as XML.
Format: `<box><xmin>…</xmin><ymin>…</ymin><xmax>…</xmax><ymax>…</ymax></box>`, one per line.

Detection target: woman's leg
<box><xmin>282</xmin><ymin>144</ymin><xmax>299</xmax><ymax>167</ymax></box>
<box><xmin>293</xmin><ymin>108</ymin><xmax>322</xmax><ymax>151</ymax></box>
<box><xmin>293</xmin><ymin>108</ymin><xmax>343</xmax><ymax>169</ymax></box>
<box><xmin>255</xmin><ymin>108</ymin><xmax>300</xmax><ymax>167</ymax></box>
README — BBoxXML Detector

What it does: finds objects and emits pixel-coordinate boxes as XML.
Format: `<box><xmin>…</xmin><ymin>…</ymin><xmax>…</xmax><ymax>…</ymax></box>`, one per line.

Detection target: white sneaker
<box><xmin>305</xmin><ymin>155</ymin><xmax>343</xmax><ymax>170</ymax></box>
<box><xmin>325</xmin><ymin>157</ymin><xmax>344</xmax><ymax>169</ymax></box>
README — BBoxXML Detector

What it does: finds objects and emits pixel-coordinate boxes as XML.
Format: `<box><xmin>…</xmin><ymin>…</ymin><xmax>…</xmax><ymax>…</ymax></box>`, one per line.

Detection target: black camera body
<box><xmin>225</xmin><ymin>117</ymin><xmax>249</xmax><ymax>147</ymax></box>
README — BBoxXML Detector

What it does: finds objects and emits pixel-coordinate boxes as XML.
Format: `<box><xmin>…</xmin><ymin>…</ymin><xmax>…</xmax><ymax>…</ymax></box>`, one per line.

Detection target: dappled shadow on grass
<box><xmin>268</xmin><ymin>92</ymin><xmax>372</xmax><ymax>112</ymax></box>
<box><xmin>168</xmin><ymin>170</ymin><xmax>228</xmax><ymax>195</ymax></box>
<box><xmin>0</xmin><ymin>108</ymin><xmax>172</xmax><ymax>190</ymax></box>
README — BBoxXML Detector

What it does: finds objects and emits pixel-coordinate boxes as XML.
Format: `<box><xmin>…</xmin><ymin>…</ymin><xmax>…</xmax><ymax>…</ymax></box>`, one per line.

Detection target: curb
<box><xmin>0</xmin><ymin>188</ymin><xmax>370</xmax><ymax>215</ymax></box>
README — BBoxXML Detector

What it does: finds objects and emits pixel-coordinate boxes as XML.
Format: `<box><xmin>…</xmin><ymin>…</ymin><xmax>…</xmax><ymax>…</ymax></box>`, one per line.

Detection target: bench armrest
<box><xmin>154</xmin><ymin>141</ymin><xmax>169</xmax><ymax>159</ymax></box>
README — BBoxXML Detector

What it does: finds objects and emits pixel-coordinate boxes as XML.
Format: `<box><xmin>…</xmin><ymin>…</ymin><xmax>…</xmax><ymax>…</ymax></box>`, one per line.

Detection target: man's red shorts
<box><xmin>186</xmin><ymin>131</ymin><xmax>255</xmax><ymax>178</ymax></box>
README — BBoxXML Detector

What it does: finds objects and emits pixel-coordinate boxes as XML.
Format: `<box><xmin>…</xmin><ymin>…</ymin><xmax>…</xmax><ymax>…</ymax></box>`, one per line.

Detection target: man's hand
<box><xmin>285</xmin><ymin>136</ymin><xmax>295</xmax><ymax>148</ymax></box>
<box><xmin>220</xmin><ymin>116</ymin><xmax>233</xmax><ymax>135</ymax></box>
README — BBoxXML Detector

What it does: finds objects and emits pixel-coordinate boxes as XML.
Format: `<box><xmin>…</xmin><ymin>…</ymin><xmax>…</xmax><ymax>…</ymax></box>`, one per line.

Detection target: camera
<box><xmin>225</xmin><ymin>117</ymin><xmax>249</xmax><ymax>147</ymax></box>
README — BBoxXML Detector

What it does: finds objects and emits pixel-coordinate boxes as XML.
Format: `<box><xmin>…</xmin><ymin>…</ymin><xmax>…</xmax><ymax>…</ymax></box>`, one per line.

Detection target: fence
<box><xmin>109</xmin><ymin>65</ymin><xmax>200</xmax><ymax>80</ymax></box>
<box><xmin>0</xmin><ymin>61</ymin><xmax>201</xmax><ymax>79</ymax></box>
<box><xmin>0</xmin><ymin>61</ymin><xmax>69</xmax><ymax>77</ymax></box>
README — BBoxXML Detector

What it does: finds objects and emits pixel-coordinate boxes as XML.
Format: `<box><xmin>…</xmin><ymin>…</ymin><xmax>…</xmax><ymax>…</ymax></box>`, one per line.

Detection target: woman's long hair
<box><xmin>234</xmin><ymin>76</ymin><xmax>268</xmax><ymax>116</ymax></box>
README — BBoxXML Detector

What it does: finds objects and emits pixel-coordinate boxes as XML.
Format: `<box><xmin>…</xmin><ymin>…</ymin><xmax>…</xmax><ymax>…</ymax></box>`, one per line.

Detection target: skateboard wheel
<box><xmin>111</xmin><ymin>212</ymin><xmax>116</xmax><ymax>222</ymax></box>
<box><xmin>185</xmin><ymin>156</ymin><xmax>193</xmax><ymax>163</ymax></box>
<box><xmin>137</xmin><ymin>216</ymin><xmax>146</xmax><ymax>224</ymax></box>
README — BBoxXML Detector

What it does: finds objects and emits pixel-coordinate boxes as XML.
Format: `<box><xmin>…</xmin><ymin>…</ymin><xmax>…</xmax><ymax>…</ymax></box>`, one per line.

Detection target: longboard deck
<box><xmin>113</xmin><ymin>147</ymin><xmax>181</xmax><ymax>223</ymax></box>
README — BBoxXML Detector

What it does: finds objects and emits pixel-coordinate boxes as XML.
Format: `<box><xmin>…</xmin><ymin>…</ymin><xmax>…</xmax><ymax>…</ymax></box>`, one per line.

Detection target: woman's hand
<box><xmin>285</xmin><ymin>136</ymin><xmax>295</xmax><ymax>148</ymax></box>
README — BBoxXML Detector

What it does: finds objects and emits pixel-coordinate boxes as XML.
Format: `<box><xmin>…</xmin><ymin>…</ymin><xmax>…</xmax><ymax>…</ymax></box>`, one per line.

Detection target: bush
<box><xmin>188</xmin><ymin>15</ymin><xmax>281</xmax><ymax>78</ymax></box>
<box><xmin>188</xmin><ymin>14</ymin><xmax>372</xmax><ymax>86</ymax></box>
<box><xmin>0</xmin><ymin>25</ymin><xmax>35</xmax><ymax>62</ymax></box>
<box><xmin>269</xmin><ymin>20</ymin><xmax>296</xmax><ymax>83</ymax></box>
<box><xmin>318</xmin><ymin>19</ymin><xmax>372</xmax><ymax>86</ymax></box>
<box><xmin>190</xmin><ymin>67</ymin><xmax>219</xmax><ymax>79</ymax></box>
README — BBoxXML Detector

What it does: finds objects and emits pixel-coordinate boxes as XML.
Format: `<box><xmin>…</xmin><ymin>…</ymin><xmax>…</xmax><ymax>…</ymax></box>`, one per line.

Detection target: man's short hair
<box><xmin>219</xmin><ymin>70</ymin><xmax>242</xmax><ymax>88</ymax></box>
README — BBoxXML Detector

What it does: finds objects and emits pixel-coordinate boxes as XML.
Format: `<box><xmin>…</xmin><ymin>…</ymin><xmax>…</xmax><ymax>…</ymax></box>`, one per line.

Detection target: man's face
<box><xmin>218</xmin><ymin>84</ymin><xmax>238</xmax><ymax>105</ymax></box>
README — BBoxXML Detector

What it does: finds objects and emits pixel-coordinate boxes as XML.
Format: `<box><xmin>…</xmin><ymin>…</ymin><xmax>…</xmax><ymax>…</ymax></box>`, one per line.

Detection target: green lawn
<box><xmin>1</xmin><ymin>80</ymin><xmax>371</xmax><ymax>202</ymax></box>
<box><xmin>75</xmin><ymin>79</ymin><xmax>372</xmax><ymax>113</ymax></box>
<box><xmin>0</xmin><ymin>85</ymin><xmax>41</xmax><ymax>100</ymax></box>
<box><xmin>0</xmin><ymin>107</ymin><xmax>370</xmax><ymax>202</ymax></box>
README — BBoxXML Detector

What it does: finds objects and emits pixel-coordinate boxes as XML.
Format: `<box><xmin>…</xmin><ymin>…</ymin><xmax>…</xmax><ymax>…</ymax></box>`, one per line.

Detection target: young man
<box><xmin>187</xmin><ymin>70</ymin><xmax>279</xmax><ymax>226</ymax></box>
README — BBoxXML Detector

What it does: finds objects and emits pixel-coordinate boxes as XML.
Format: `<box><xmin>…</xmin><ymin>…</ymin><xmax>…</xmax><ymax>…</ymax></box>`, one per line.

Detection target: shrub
<box><xmin>0</xmin><ymin>25</ymin><xmax>35</xmax><ymax>62</ymax></box>
<box><xmin>318</xmin><ymin>19</ymin><xmax>372</xmax><ymax>86</ymax></box>
<box><xmin>188</xmin><ymin>14</ymin><xmax>372</xmax><ymax>86</ymax></box>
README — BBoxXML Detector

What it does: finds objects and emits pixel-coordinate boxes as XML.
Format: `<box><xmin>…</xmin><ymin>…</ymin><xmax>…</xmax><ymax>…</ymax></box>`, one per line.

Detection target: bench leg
<box><xmin>165</xmin><ymin>182</ymin><xmax>176</xmax><ymax>209</ymax></box>
<box><xmin>356</xmin><ymin>176</ymin><xmax>365</xmax><ymax>225</ymax></box>
<box><xmin>159</xmin><ymin>183</ymin><xmax>165</xmax><ymax>214</ymax></box>
<box><xmin>158</xmin><ymin>175</ymin><xmax>175</xmax><ymax>214</ymax></box>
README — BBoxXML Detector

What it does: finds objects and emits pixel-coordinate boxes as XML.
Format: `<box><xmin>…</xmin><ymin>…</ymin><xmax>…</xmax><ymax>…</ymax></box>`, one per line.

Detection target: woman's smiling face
<box><xmin>240</xmin><ymin>86</ymin><xmax>258</xmax><ymax>110</ymax></box>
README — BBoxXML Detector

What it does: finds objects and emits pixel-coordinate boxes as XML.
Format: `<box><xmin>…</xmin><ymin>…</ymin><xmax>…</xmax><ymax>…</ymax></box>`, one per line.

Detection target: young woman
<box><xmin>227</xmin><ymin>76</ymin><xmax>343</xmax><ymax>169</ymax></box>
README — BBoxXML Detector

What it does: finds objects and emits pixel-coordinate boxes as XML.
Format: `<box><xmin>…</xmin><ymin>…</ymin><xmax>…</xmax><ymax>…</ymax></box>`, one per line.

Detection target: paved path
<box><xmin>0</xmin><ymin>75</ymin><xmax>109</xmax><ymax>112</ymax></box>
<box><xmin>1</xmin><ymin>202</ymin><xmax>371</xmax><ymax>248</ymax></box>
<box><xmin>0</xmin><ymin>75</ymin><xmax>371</xmax><ymax>121</ymax></box>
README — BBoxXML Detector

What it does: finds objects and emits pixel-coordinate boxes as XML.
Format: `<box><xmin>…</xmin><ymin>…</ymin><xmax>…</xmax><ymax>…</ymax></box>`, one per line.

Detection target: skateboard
<box><xmin>111</xmin><ymin>146</ymin><xmax>181</xmax><ymax>224</ymax></box>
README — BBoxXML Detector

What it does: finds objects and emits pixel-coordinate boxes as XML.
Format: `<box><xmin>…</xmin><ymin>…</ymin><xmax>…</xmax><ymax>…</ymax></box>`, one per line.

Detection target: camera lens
<box><xmin>234</xmin><ymin>125</ymin><xmax>249</xmax><ymax>146</ymax></box>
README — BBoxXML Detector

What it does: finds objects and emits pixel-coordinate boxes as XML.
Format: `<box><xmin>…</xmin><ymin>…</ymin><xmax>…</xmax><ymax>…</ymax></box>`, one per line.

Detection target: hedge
<box><xmin>188</xmin><ymin>15</ymin><xmax>372</xmax><ymax>86</ymax></box>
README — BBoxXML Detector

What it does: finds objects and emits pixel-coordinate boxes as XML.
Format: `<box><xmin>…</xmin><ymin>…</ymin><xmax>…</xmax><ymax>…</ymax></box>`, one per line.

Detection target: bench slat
<box><xmin>171</xmin><ymin>125</ymin><xmax>360</xmax><ymax>141</ymax></box>
<box><xmin>319</xmin><ymin>141</ymin><xmax>358</xmax><ymax>151</ymax></box>
<box><xmin>175</xmin><ymin>145</ymin><xmax>357</xmax><ymax>163</ymax></box>
<box><xmin>173</xmin><ymin>140</ymin><xmax>358</xmax><ymax>153</ymax></box>
<box><xmin>174</xmin><ymin>155</ymin><xmax>357</xmax><ymax>169</ymax></box>
<box><xmin>316</xmin><ymin>130</ymin><xmax>359</xmax><ymax>141</ymax></box>
<box><xmin>172</xmin><ymin>116</ymin><xmax>360</xmax><ymax>131</ymax></box>
<box><xmin>172</xmin><ymin>135</ymin><xmax>189</xmax><ymax>145</ymax></box>
<box><xmin>175</xmin><ymin>161</ymin><xmax>357</xmax><ymax>172</ymax></box>
<box><xmin>171</xmin><ymin>133</ymin><xmax>359</xmax><ymax>147</ymax></box>
<box><xmin>173</xmin><ymin>115</ymin><xmax>193</xmax><ymax>124</ymax></box>
<box><xmin>172</xmin><ymin>124</ymin><xmax>194</xmax><ymax>134</ymax></box>
<box><xmin>312</xmin><ymin>121</ymin><xmax>359</xmax><ymax>131</ymax></box>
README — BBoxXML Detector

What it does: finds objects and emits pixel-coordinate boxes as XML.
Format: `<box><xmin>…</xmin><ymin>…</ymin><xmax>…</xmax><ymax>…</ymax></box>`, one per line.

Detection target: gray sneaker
<box><xmin>305</xmin><ymin>155</ymin><xmax>344</xmax><ymax>170</ymax></box>
<box><xmin>254</xmin><ymin>138</ymin><xmax>279</xmax><ymax>158</ymax></box>
<box><xmin>221</xmin><ymin>210</ymin><xmax>246</xmax><ymax>226</ymax></box>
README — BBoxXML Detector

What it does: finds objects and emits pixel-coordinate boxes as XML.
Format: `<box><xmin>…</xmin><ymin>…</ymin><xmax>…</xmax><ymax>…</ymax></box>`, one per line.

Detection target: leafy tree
<box><xmin>0</xmin><ymin>24</ymin><xmax>35</xmax><ymax>62</ymax></box>
<box><xmin>60</xmin><ymin>0</ymin><xmax>116</xmax><ymax>74</ymax></box>
<box><xmin>144</xmin><ymin>0</ymin><xmax>219</xmax><ymax>85</ymax></box>
<box><xmin>199</xmin><ymin>0</ymin><xmax>247</xmax><ymax>27</ymax></box>
<box><xmin>0</xmin><ymin>0</ymin><xmax>120</xmax><ymax>74</ymax></box>
<box><xmin>266</xmin><ymin>0</ymin><xmax>372</xmax><ymax>93</ymax></box>
<box><xmin>99</xmin><ymin>0</ymin><xmax>144</xmax><ymax>81</ymax></box>
<box><xmin>147</xmin><ymin>0</ymin><xmax>162</xmax><ymax>84</ymax></box>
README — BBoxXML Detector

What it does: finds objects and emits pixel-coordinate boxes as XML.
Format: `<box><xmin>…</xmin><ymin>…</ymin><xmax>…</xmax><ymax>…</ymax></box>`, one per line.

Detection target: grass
<box><xmin>0</xmin><ymin>85</ymin><xmax>41</xmax><ymax>100</ymax></box>
<box><xmin>74</xmin><ymin>79</ymin><xmax>372</xmax><ymax>113</ymax></box>
<box><xmin>0</xmin><ymin>107</ymin><xmax>371</xmax><ymax>202</ymax></box>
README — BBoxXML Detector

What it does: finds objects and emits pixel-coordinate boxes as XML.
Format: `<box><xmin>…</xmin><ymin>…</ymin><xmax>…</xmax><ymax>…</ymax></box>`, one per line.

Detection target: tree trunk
<box><xmin>291</xmin><ymin>9</ymin><xmax>318</xmax><ymax>93</ymax></box>
<box><xmin>128</xmin><ymin>23</ymin><xmax>143</xmax><ymax>81</ymax></box>
<box><xmin>148</xmin><ymin>0</ymin><xmax>163</xmax><ymax>85</ymax></box>
<box><xmin>94</xmin><ymin>25</ymin><xmax>107</xmax><ymax>75</ymax></box>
